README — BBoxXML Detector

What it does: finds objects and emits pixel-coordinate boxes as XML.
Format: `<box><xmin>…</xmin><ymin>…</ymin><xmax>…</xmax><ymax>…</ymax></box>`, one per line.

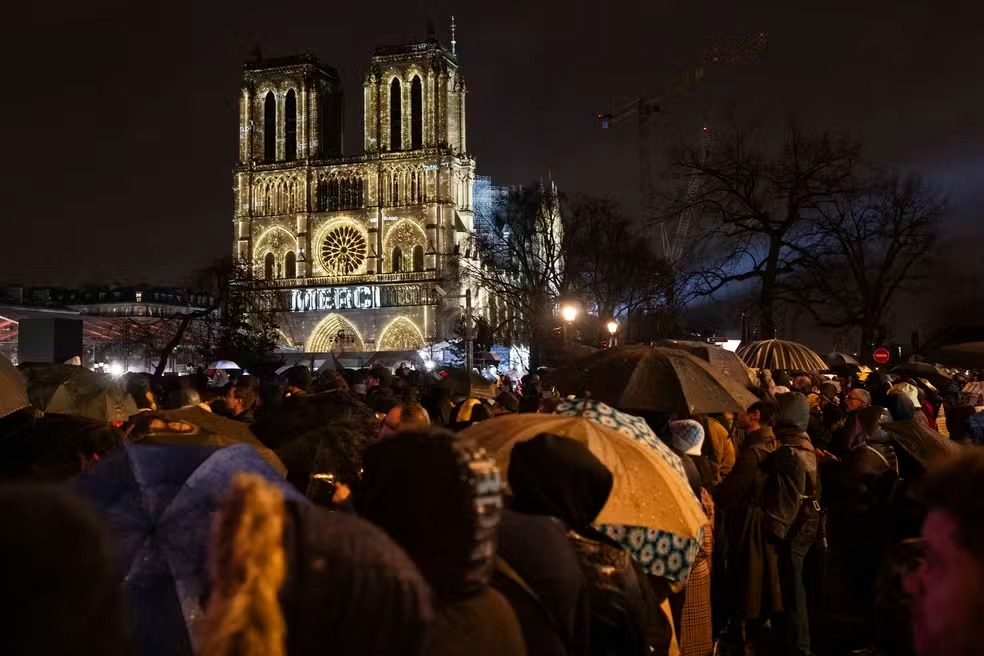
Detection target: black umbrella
<box><xmin>437</xmin><ymin>368</ymin><xmax>497</xmax><ymax>400</ymax></box>
<box><xmin>251</xmin><ymin>390</ymin><xmax>378</xmax><ymax>450</ymax></box>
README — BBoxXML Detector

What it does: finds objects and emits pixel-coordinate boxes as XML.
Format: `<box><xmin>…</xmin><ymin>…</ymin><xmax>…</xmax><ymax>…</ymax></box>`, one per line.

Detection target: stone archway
<box><xmin>377</xmin><ymin>316</ymin><xmax>426</xmax><ymax>351</ymax></box>
<box><xmin>307</xmin><ymin>314</ymin><xmax>365</xmax><ymax>352</ymax></box>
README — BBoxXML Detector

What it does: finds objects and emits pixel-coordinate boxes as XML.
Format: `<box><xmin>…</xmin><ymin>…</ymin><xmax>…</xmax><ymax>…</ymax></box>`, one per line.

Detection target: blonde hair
<box><xmin>201</xmin><ymin>473</ymin><xmax>288</xmax><ymax>656</ymax></box>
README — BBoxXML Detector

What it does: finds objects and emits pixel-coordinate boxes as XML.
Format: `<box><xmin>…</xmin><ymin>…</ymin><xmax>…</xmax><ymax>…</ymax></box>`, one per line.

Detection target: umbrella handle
<box><xmin>579</xmin><ymin>391</ymin><xmax>592</xmax><ymax>416</ymax></box>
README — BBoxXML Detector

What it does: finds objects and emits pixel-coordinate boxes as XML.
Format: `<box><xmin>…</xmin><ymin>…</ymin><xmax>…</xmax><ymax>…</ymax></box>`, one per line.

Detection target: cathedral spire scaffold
<box><xmin>451</xmin><ymin>16</ymin><xmax>457</xmax><ymax>58</ymax></box>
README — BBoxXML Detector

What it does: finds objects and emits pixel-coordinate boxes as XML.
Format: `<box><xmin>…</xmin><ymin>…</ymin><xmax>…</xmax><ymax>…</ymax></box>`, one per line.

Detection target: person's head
<box><xmin>884</xmin><ymin>393</ymin><xmax>916</xmax><ymax>422</ymax></box>
<box><xmin>792</xmin><ymin>374</ymin><xmax>814</xmax><ymax>394</ymax></box>
<box><xmin>889</xmin><ymin>382</ymin><xmax>921</xmax><ymax>409</ymax></box>
<box><xmin>493</xmin><ymin>390</ymin><xmax>519</xmax><ymax>415</ymax></box>
<box><xmin>358</xmin><ymin>430</ymin><xmax>502</xmax><ymax>602</ymax></box>
<box><xmin>775</xmin><ymin>392</ymin><xmax>811</xmax><ymax>433</ymax></box>
<box><xmin>508</xmin><ymin>432</ymin><xmax>613</xmax><ymax>533</ymax></box>
<box><xmin>846</xmin><ymin>388</ymin><xmax>872</xmax><ymax>412</ymax></box>
<box><xmin>224</xmin><ymin>384</ymin><xmax>257</xmax><ymax>417</ymax></box>
<box><xmin>124</xmin><ymin>374</ymin><xmax>157</xmax><ymax>411</ymax></box>
<box><xmin>203</xmin><ymin>474</ymin><xmax>432</xmax><ymax>656</ymax></box>
<box><xmin>165</xmin><ymin>385</ymin><xmax>201</xmax><ymax>410</ymax></box>
<box><xmin>379</xmin><ymin>402</ymin><xmax>431</xmax><ymax>439</ymax></box>
<box><xmin>820</xmin><ymin>381</ymin><xmax>840</xmax><ymax>403</ymax></box>
<box><xmin>738</xmin><ymin>400</ymin><xmax>778</xmax><ymax>432</ymax></box>
<box><xmin>904</xmin><ymin>450</ymin><xmax>984</xmax><ymax>656</ymax></box>
<box><xmin>669</xmin><ymin>419</ymin><xmax>705</xmax><ymax>456</ymax></box>
<box><xmin>284</xmin><ymin>366</ymin><xmax>312</xmax><ymax>396</ymax></box>
<box><xmin>0</xmin><ymin>485</ymin><xmax>129</xmax><ymax>656</ymax></box>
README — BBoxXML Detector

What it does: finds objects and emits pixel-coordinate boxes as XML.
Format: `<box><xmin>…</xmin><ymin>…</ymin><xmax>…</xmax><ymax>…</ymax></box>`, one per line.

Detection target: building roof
<box><xmin>243</xmin><ymin>52</ymin><xmax>340</xmax><ymax>79</ymax></box>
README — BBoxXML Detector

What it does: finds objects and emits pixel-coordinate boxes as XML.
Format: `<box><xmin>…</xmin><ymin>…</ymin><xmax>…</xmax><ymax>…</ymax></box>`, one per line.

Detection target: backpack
<box><xmin>760</xmin><ymin>442</ymin><xmax>821</xmax><ymax>542</ymax></box>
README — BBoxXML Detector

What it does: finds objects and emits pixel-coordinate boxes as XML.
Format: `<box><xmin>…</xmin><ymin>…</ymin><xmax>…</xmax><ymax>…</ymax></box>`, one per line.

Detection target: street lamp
<box><xmin>560</xmin><ymin>302</ymin><xmax>578</xmax><ymax>349</ymax></box>
<box><xmin>606</xmin><ymin>319</ymin><xmax>618</xmax><ymax>347</ymax></box>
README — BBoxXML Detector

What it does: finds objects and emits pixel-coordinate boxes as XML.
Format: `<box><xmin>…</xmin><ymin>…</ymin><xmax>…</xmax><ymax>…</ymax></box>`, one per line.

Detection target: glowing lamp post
<box><xmin>560</xmin><ymin>302</ymin><xmax>578</xmax><ymax>348</ymax></box>
<box><xmin>606</xmin><ymin>319</ymin><xmax>618</xmax><ymax>348</ymax></box>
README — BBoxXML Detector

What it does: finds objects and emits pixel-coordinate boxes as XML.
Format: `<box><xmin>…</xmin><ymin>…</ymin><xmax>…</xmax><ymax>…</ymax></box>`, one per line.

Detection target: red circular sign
<box><xmin>873</xmin><ymin>347</ymin><xmax>891</xmax><ymax>364</ymax></box>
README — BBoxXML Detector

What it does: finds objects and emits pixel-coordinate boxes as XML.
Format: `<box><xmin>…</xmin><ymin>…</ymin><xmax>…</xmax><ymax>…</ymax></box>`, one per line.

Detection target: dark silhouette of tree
<box><xmin>784</xmin><ymin>173</ymin><xmax>944</xmax><ymax>360</ymax></box>
<box><xmin>666</xmin><ymin>121</ymin><xmax>861</xmax><ymax>338</ymax></box>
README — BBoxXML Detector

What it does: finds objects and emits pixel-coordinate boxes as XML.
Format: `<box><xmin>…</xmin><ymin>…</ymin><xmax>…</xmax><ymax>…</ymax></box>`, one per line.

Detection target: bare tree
<box><xmin>566</xmin><ymin>196</ymin><xmax>673</xmax><ymax>322</ymax></box>
<box><xmin>666</xmin><ymin>122</ymin><xmax>861</xmax><ymax>338</ymax></box>
<box><xmin>462</xmin><ymin>182</ymin><xmax>566</xmax><ymax>369</ymax></box>
<box><xmin>784</xmin><ymin>173</ymin><xmax>944</xmax><ymax>359</ymax></box>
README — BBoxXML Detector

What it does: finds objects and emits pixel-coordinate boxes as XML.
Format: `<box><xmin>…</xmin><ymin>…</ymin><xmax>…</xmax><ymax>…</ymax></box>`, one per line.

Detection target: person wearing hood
<box><xmin>358</xmin><ymin>430</ymin><xmax>526</xmax><ymax>656</ymax></box>
<box><xmin>889</xmin><ymin>383</ymin><xmax>928</xmax><ymax>427</ymax></box>
<box><xmin>201</xmin><ymin>473</ymin><xmax>432</xmax><ymax>656</ymax></box>
<box><xmin>714</xmin><ymin>400</ymin><xmax>782</xmax><ymax>654</ymax></box>
<box><xmin>509</xmin><ymin>433</ymin><xmax>667</xmax><ymax>656</ymax></box>
<box><xmin>668</xmin><ymin>420</ymin><xmax>715</xmax><ymax>656</ymax></box>
<box><xmin>770</xmin><ymin>392</ymin><xmax>822</xmax><ymax>656</ymax></box>
<box><xmin>882</xmin><ymin>394</ymin><xmax>956</xmax><ymax>481</ymax></box>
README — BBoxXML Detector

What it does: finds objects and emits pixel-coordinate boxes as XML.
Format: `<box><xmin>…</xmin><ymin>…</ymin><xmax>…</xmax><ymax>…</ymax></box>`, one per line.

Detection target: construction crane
<box><xmin>599</xmin><ymin>32</ymin><xmax>768</xmax><ymax>263</ymax></box>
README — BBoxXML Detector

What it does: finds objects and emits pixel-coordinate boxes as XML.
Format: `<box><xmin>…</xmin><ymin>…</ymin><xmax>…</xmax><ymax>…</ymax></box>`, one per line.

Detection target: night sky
<box><xmin>1</xmin><ymin>0</ymin><xmax>982</xmax><ymax>290</ymax></box>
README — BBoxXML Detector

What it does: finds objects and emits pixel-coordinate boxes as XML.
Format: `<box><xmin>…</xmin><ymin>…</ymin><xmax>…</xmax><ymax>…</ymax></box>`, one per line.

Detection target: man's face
<box><xmin>845</xmin><ymin>392</ymin><xmax>866</xmax><ymax>411</ymax></box>
<box><xmin>737</xmin><ymin>409</ymin><xmax>759</xmax><ymax>431</ymax></box>
<box><xmin>794</xmin><ymin>376</ymin><xmax>813</xmax><ymax>392</ymax></box>
<box><xmin>904</xmin><ymin>511</ymin><xmax>984</xmax><ymax>656</ymax></box>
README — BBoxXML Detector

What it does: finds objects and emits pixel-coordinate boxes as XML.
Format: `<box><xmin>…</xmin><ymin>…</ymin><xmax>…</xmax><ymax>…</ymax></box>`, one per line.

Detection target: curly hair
<box><xmin>201</xmin><ymin>473</ymin><xmax>288</xmax><ymax>656</ymax></box>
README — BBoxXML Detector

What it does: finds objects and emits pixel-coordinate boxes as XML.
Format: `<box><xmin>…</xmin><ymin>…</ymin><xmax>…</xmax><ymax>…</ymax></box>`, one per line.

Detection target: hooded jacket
<box><xmin>358</xmin><ymin>431</ymin><xmax>525</xmax><ymax>656</ymax></box>
<box><xmin>509</xmin><ymin>433</ymin><xmax>663</xmax><ymax>656</ymax></box>
<box><xmin>766</xmin><ymin>393</ymin><xmax>820</xmax><ymax>541</ymax></box>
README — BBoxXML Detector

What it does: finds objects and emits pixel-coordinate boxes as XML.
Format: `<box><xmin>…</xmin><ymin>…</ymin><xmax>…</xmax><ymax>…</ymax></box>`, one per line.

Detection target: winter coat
<box><xmin>702</xmin><ymin>416</ymin><xmax>736</xmax><ymax>483</ymax></box>
<box><xmin>680</xmin><ymin>490</ymin><xmax>714</xmax><ymax>656</ymax></box>
<box><xmin>430</xmin><ymin>587</ymin><xmax>527</xmax><ymax>656</ymax></box>
<box><xmin>494</xmin><ymin>509</ymin><xmax>589</xmax><ymax>656</ymax></box>
<box><xmin>509</xmin><ymin>433</ymin><xmax>665</xmax><ymax>656</ymax></box>
<box><xmin>712</xmin><ymin>427</ymin><xmax>783</xmax><ymax>620</ymax></box>
<box><xmin>768</xmin><ymin>393</ymin><xmax>820</xmax><ymax>543</ymax></box>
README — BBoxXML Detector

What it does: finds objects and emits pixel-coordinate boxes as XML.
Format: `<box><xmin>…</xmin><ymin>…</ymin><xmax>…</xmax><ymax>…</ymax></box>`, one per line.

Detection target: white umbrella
<box><xmin>208</xmin><ymin>360</ymin><xmax>241</xmax><ymax>370</ymax></box>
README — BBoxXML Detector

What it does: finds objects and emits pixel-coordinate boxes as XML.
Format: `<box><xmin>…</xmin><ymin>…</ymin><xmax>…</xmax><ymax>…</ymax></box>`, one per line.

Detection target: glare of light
<box><xmin>424</xmin><ymin>359</ymin><xmax>436</xmax><ymax>371</ymax></box>
<box><xmin>560</xmin><ymin>304</ymin><xmax>578</xmax><ymax>323</ymax></box>
<box><xmin>606</xmin><ymin>320</ymin><xmax>619</xmax><ymax>335</ymax></box>
<box><xmin>720</xmin><ymin>340</ymin><xmax>742</xmax><ymax>353</ymax></box>
<box><xmin>109</xmin><ymin>362</ymin><xmax>125</xmax><ymax>377</ymax></box>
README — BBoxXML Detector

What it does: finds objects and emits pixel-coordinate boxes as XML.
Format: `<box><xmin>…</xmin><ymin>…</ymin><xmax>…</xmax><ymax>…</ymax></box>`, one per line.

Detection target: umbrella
<box><xmin>737</xmin><ymin>339</ymin><xmax>828</xmax><ymax>372</ymax></box>
<box><xmin>207</xmin><ymin>360</ymin><xmax>241</xmax><ymax>370</ymax></box>
<box><xmin>21</xmin><ymin>363</ymin><xmax>137</xmax><ymax>423</ymax></box>
<box><xmin>553</xmin><ymin>345</ymin><xmax>757</xmax><ymax>415</ymax></box>
<box><xmin>883</xmin><ymin>420</ymin><xmax>960</xmax><ymax>469</ymax></box>
<box><xmin>458</xmin><ymin>413</ymin><xmax>706</xmax><ymax>581</ymax></box>
<box><xmin>553</xmin><ymin>399</ymin><xmax>702</xmax><ymax>581</ymax></box>
<box><xmin>438</xmin><ymin>368</ymin><xmax>497</xmax><ymax>400</ymax></box>
<box><xmin>826</xmin><ymin>352</ymin><xmax>860</xmax><ymax>367</ymax></box>
<box><xmin>656</xmin><ymin>339</ymin><xmax>755</xmax><ymax>386</ymax></box>
<box><xmin>0</xmin><ymin>354</ymin><xmax>29</xmax><ymax>418</ymax></box>
<box><xmin>892</xmin><ymin>362</ymin><xmax>953</xmax><ymax>388</ymax></box>
<box><xmin>132</xmin><ymin>406</ymin><xmax>286</xmax><ymax>476</ymax></box>
<box><xmin>251</xmin><ymin>390</ymin><xmax>379</xmax><ymax>451</ymax></box>
<box><xmin>74</xmin><ymin>444</ymin><xmax>304</xmax><ymax>656</ymax></box>
<box><xmin>0</xmin><ymin>412</ymin><xmax>124</xmax><ymax>482</ymax></box>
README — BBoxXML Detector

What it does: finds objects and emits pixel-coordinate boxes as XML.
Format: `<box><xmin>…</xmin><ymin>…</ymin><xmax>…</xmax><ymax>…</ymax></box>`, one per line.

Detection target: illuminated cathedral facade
<box><xmin>233</xmin><ymin>37</ymin><xmax>479</xmax><ymax>355</ymax></box>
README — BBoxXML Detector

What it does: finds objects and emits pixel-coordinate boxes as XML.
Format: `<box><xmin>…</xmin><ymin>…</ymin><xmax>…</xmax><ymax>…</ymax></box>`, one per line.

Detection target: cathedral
<box><xmin>233</xmin><ymin>33</ymin><xmax>480</xmax><ymax>357</ymax></box>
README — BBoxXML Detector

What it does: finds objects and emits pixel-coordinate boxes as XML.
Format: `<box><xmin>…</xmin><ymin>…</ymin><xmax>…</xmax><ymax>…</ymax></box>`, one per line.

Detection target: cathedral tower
<box><xmin>232</xmin><ymin>37</ymin><xmax>477</xmax><ymax>356</ymax></box>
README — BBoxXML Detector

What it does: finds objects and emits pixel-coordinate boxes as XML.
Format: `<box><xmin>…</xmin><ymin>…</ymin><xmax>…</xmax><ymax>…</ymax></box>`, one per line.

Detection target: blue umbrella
<box><xmin>554</xmin><ymin>398</ymin><xmax>703</xmax><ymax>583</ymax></box>
<box><xmin>74</xmin><ymin>443</ymin><xmax>305</xmax><ymax>656</ymax></box>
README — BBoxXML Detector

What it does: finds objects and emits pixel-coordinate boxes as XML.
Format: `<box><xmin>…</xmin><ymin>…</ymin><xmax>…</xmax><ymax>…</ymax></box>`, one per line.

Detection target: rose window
<box><xmin>320</xmin><ymin>225</ymin><xmax>367</xmax><ymax>275</ymax></box>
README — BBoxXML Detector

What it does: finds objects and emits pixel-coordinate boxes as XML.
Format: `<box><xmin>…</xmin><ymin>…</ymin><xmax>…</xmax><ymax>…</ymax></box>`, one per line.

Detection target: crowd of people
<box><xmin>0</xmin><ymin>357</ymin><xmax>983</xmax><ymax>656</ymax></box>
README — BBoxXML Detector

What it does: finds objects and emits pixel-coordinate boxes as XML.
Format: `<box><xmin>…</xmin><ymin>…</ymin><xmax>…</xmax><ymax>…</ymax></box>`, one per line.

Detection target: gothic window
<box><xmin>317</xmin><ymin>179</ymin><xmax>328</xmax><ymax>210</ymax></box>
<box><xmin>392</xmin><ymin>246</ymin><xmax>403</xmax><ymax>272</ymax></box>
<box><xmin>285</xmin><ymin>251</ymin><xmax>296</xmax><ymax>278</ymax></box>
<box><xmin>412</xmin><ymin>245</ymin><xmax>424</xmax><ymax>272</ymax></box>
<box><xmin>390</xmin><ymin>78</ymin><xmax>402</xmax><ymax>151</ymax></box>
<box><xmin>285</xmin><ymin>89</ymin><xmax>297</xmax><ymax>161</ymax></box>
<box><xmin>264</xmin><ymin>252</ymin><xmax>275</xmax><ymax>280</ymax></box>
<box><xmin>410</xmin><ymin>170</ymin><xmax>417</xmax><ymax>205</ymax></box>
<box><xmin>410</xmin><ymin>75</ymin><xmax>423</xmax><ymax>149</ymax></box>
<box><xmin>320</xmin><ymin>86</ymin><xmax>330</xmax><ymax>158</ymax></box>
<box><xmin>328</xmin><ymin>178</ymin><xmax>340</xmax><ymax>211</ymax></box>
<box><xmin>263</xmin><ymin>92</ymin><xmax>276</xmax><ymax>162</ymax></box>
<box><xmin>391</xmin><ymin>172</ymin><xmax>400</xmax><ymax>206</ymax></box>
<box><xmin>263</xmin><ymin>181</ymin><xmax>272</xmax><ymax>214</ymax></box>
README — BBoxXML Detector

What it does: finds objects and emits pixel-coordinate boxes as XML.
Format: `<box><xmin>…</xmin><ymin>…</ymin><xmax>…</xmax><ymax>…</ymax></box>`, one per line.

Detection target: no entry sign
<box><xmin>873</xmin><ymin>347</ymin><xmax>891</xmax><ymax>365</ymax></box>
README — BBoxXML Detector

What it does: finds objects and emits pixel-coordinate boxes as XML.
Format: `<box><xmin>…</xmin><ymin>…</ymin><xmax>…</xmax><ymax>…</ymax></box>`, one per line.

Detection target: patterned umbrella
<box><xmin>459</xmin><ymin>413</ymin><xmax>706</xmax><ymax>583</ymax></box>
<box><xmin>554</xmin><ymin>399</ymin><xmax>701</xmax><ymax>582</ymax></box>
<box><xmin>737</xmin><ymin>339</ymin><xmax>828</xmax><ymax>372</ymax></box>
<box><xmin>554</xmin><ymin>345</ymin><xmax>758</xmax><ymax>415</ymax></box>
